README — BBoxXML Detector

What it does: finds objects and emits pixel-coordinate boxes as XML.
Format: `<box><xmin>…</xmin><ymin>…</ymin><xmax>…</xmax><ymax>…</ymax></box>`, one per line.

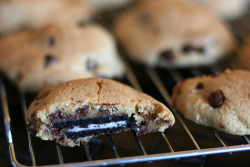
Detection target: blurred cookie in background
<box><xmin>114</xmin><ymin>0</ymin><xmax>235</xmax><ymax>68</ymax></box>
<box><xmin>0</xmin><ymin>23</ymin><xmax>125</xmax><ymax>92</ymax></box>
<box><xmin>0</xmin><ymin>0</ymin><xmax>94</xmax><ymax>35</ymax></box>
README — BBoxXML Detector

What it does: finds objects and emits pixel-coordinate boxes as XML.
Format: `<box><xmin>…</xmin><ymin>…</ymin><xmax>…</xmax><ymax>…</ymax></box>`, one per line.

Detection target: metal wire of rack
<box><xmin>1</xmin><ymin>7</ymin><xmax>250</xmax><ymax>167</ymax></box>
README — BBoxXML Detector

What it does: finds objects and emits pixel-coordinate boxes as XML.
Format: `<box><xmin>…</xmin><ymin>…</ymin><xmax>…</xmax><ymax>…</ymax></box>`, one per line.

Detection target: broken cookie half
<box><xmin>27</xmin><ymin>78</ymin><xmax>175</xmax><ymax>147</ymax></box>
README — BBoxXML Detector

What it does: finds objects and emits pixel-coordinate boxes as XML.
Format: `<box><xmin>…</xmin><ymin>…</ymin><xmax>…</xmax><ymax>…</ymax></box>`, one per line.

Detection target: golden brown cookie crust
<box><xmin>173</xmin><ymin>69</ymin><xmax>250</xmax><ymax>135</ymax></box>
<box><xmin>28</xmin><ymin>78</ymin><xmax>175</xmax><ymax>147</ymax></box>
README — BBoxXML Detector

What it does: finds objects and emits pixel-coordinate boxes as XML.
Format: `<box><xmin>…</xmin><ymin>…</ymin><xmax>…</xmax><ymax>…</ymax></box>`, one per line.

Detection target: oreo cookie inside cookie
<box><xmin>50</xmin><ymin>114</ymin><xmax>136</xmax><ymax>140</ymax></box>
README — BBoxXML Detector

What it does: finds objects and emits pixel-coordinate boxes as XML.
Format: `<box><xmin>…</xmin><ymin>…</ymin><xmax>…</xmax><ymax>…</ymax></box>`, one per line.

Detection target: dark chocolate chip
<box><xmin>97</xmin><ymin>108</ymin><xmax>110</xmax><ymax>116</ymax></box>
<box><xmin>50</xmin><ymin>111</ymin><xmax>69</xmax><ymax>123</ymax></box>
<box><xmin>182</xmin><ymin>44</ymin><xmax>195</xmax><ymax>53</ymax></box>
<box><xmin>208</xmin><ymin>90</ymin><xmax>225</xmax><ymax>108</ymax></box>
<box><xmin>75</xmin><ymin>105</ymin><xmax>88</xmax><ymax>117</ymax></box>
<box><xmin>196</xmin><ymin>82</ymin><xmax>204</xmax><ymax>89</ymax></box>
<box><xmin>45</xmin><ymin>55</ymin><xmax>58</xmax><ymax>68</ymax></box>
<box><xmin>182</xmin><ymin>45</ymin><xmax>205</xmax><ymax>54</ymax></box>
<box><xmin>50</xmin><ymin>127</ymin><xmax>63</xmax><ymax>137</ymax></box>
<box><xmin>160</xmin><ymin>50</ymin><xmax>174</xmax><ymax>60</ymax></box>
<box><xmin>151</xmin><ymin>113</ymin><xmax>157</xmax><ymax>119</ymax></box>
<box><xmin>87</xmin><ymin>60</ymin><xmax>97</xmax><ymax>70</ymax></box>
<box><xmin>48</xmin><ymin>37</ymin><xmax>55</xmax><ymax>46</ymax></box>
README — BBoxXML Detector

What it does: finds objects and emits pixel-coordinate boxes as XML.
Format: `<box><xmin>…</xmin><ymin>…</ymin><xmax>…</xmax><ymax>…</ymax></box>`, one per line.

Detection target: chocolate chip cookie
<box><xmin>172</xmin><ymin>69</ymin><xmax>250</xmax><ymax>135</ymax></box>
<box><xmin>239</xmin><ymin>37</ymin><xmax>250</xmax><ymax>70</ymax></box>
<box><xmin>0</xmin><ymin>24</ymin><xmax>125</xmax><ymax>92</ymax></box>
<box><xmin>27</xmin><ymin>78</ymin><xmax>175</xmax><ymax>147</ymax></box>
<box><xmin>114</xmin><ymin>0</ymin><xmax>235</xmax><ymax>68</ymax></box>
<box><xmin>0</xmin><ymin>0</ymin><xmax>93</xmax><ymax>35</ymax></box>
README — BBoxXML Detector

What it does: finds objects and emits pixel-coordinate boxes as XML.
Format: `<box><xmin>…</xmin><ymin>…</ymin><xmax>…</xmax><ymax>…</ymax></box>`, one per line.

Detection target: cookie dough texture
<box><xmin>188</xmin><ymin>0</ymin><xmax>249</xmax><ymax>20</ymax></box>
<box><xmin>27</xmin><ymin>78</ymin><xmax>175</xmax><ymax>147</ymax></box>
<box><xmin>239</xmin><ymin>37</ymin><xmax>250</xmax><ymax>70</ymax></box>
<box><xmin>0</xmin><ymin>0</ymin><xmax>93</xmax><ymax>35</ymax></box>
<box><xmin>114</xmin><ymin>0</ymin><xmax>235</xmax><ymax>68</ymax></box>
<box><xmin>0</xmin><ymin>24</ymin><xmax>125</xmax><ymax>92</ymax></box>
<box><xmin>172</xmin><ymin>69</ymin><xmax>250</xmax><ymax>135</ymax></box>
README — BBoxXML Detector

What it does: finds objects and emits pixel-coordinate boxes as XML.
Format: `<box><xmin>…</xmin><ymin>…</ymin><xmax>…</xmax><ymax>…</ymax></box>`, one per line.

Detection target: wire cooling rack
<box><xmin>1</xmin><ymin>6</ymin><xmax>250</xmax><ymax>167</ymax></box>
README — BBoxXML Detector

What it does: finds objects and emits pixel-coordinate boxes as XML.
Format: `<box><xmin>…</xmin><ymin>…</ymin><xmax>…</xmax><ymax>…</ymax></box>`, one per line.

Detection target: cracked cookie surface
<box><xmin>172</xmin><ymin>69</ymin><xmax>250</xmax><ymax>135</ymax></box>
<box><xmin>0</xmin><ymin>24</ymin><xmax>125</xmax><ymax>92</ymax></box>
<box><xmin>27</xmin><ymin>78</ymin><xmax>175</xmax><ymax>147</ymax></box>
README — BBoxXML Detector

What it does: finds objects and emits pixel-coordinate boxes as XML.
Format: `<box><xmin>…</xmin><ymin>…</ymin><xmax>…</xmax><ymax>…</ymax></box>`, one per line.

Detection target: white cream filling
<box><xmin>67</xmin><ymin>121</ymin><xmax>127</xmax><ymax>132</ymax></box>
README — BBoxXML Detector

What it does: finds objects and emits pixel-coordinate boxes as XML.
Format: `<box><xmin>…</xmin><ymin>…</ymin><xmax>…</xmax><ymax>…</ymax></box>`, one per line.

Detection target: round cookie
<box><xmin>0</xmin><ymin>23</ymin><xmax>125</xmax><ymax>92</ymax></box>
<box><xmin>85</xmin><ymin>0</ymin><xmax>131</xmax><ymax>11</ymax></box>
<box><xmin>27</xmin><ymin>78</ymin><xmax>175</xmax><ymax>147</ymax></box>
<box><xmin>172</xmin><ymin>69</ymin><xmax>250</xmax><ymax>135</ymax></box>
<box><xmin>239</xmin><ymin>37</ymin><xmax>250</xmax><ymax>70</ymax></box>
<box><xmin>114</xmin><ymin>0</ymin><xmax>235</xmax><ymax>68</ymax></box>
<box><xmin>188</xmin><ymin>0</ymin><xmax>249</xmax><ymax>21</ymax></box>
<box><xmin>0</xmin><ymin>0</ymin><xmax>93</xmax><ymax>35</ymax></box>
